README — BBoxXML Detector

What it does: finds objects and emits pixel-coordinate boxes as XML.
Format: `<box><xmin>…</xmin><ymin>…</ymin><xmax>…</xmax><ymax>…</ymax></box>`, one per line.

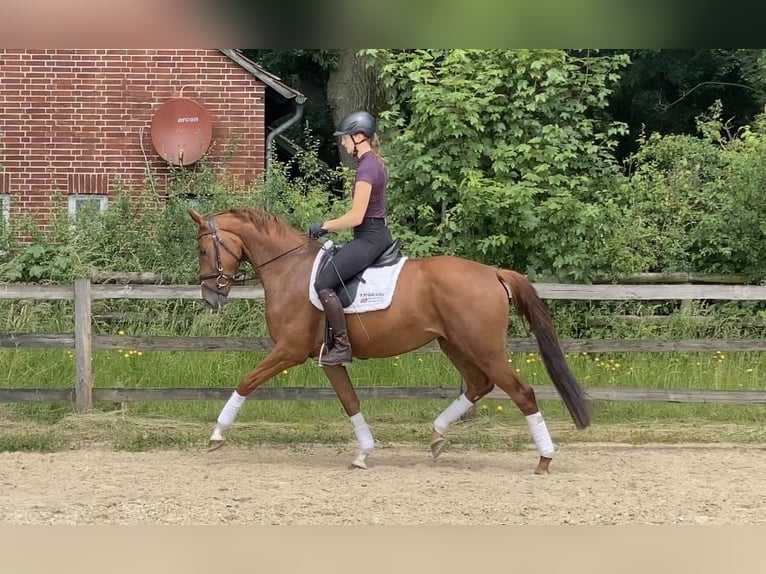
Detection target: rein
<box><xmin>197</xmin><ymin>218</ymin><xmax>307</xmax><ymax>293</ymax></box>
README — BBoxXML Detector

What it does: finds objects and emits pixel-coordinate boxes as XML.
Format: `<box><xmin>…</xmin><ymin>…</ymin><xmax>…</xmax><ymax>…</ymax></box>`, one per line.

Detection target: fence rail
<box><xmin>1</xmin><ymin>278</ymin><xmax>765</xmax><ymax>412</ymax></box>
<box><xmin>7</xmin><ymin>282</ymin><xmax>766</xmax><ymax>301</ymax></box>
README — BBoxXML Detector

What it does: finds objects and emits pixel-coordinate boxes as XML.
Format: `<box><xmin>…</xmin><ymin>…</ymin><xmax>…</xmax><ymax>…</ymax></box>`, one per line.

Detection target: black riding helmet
<box><xmin>333</xmin><ymin>111</ymin><xmax>376</xmax><ymax>138</ymax></box>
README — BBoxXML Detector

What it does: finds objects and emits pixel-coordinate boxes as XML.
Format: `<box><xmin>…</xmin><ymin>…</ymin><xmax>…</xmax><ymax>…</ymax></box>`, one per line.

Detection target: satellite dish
<box><xmin>150</xmin><ymin>98</ymin><xmax>213</xmax><ymax>166</ymax></box>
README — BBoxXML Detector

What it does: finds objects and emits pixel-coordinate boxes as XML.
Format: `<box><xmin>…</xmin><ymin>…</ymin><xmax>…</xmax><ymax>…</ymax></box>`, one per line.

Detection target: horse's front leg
<box><xmin>322</xmin><ymin>364</ymin><xmax>374</xmax><ymax>470</ymax></box>
<box><xmin>208</xmin><ymin>345</ymin><xmax>304</xmax><ymax>451</ymax></box>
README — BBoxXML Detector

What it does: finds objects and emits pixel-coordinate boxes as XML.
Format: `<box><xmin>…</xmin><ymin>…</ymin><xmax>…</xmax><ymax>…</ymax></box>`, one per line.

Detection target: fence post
<box><xmin>74</xmin><ymin>278</ymin><xmax>93</xmax><ymax>413</ymax></box>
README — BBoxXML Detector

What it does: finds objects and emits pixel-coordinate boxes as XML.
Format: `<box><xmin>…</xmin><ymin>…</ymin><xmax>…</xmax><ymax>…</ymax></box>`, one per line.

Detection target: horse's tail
<box><xmin>497</xmin><ymin>269</ymin><xmax>591</xmax><ymax>429</ymax></box>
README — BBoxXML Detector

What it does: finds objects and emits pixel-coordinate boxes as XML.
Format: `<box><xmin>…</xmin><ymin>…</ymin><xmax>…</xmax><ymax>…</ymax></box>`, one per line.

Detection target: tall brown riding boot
<box><xmin>317</xmin><ymin>289</ymin><xmax>353</xmax><ymax>366</ymax></box>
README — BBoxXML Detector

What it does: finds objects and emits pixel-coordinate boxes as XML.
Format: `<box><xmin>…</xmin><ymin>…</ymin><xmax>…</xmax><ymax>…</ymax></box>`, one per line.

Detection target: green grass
<box><xmin>1</xmin><ymin>300</ymin><xmax>766</xmax><ymax>451</ymax></box>
<box><xmin>1</xmin><ymin>347</ymin><xmax>765</xmax><ymax>438</ymax></box>
<box><xmin>0</xmin><ymin>432</ymin><xmax>66</xmax><ymax>452</ymax></box>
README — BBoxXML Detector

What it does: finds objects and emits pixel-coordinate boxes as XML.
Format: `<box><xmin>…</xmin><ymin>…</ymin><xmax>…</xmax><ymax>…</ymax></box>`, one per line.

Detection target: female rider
<box><xmin>309</xmin><ymin>110</ymin><xmax>393</xmax><ymax>366</ymax></box>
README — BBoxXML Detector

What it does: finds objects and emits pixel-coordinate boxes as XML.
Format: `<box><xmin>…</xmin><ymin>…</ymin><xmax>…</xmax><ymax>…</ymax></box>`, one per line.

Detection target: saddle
<box><xmin>315</xmin><ymin>240</ymin><xmax>402</xmax><ymax>307</ymax></box>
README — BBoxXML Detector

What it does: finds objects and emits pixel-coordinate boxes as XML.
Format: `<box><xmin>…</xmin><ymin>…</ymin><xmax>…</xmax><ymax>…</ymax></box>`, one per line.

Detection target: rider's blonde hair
<box><xmin>369</xmin><ymin>132</ymin><xmax>385</xmax><ymax>166</ymax></box>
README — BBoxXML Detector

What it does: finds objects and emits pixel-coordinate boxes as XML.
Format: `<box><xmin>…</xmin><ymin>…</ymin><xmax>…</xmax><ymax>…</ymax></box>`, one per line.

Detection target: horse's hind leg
<box><xmin>485</xmin><ymin>362</ymin><xmax>555</xmax><ymax>475</ymax></box>
<box><xmin>430</xmin><ymin>340</ymin><xmax>495</xmax><ymax>460</ymax></box>
<box><xmin>435</xmin><ymin>342</ymin><xmax>554</xmax><ymax>474</ymax></box>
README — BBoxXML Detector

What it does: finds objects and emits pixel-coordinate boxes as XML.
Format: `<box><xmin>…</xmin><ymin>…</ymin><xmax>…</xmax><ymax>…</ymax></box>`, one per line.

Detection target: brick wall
<box><xmin>0</xmin><ymin>49</ymin><xmax>266</xmax><ymax>232</ymax></box>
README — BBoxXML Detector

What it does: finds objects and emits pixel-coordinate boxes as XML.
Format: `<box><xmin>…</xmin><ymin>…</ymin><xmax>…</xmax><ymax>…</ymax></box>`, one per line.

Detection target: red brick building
<box><xmin>0</xmin><ymin>49</ymin><xmax>306</xmax><ymax>231</ymax></box>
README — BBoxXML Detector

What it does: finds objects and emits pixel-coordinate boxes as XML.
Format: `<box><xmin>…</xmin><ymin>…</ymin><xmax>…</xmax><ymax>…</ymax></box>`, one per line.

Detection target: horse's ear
<box><xmin>187</xmin><ymin>208</ymin><xmax>205</xmax><ymax>228</ymax></box>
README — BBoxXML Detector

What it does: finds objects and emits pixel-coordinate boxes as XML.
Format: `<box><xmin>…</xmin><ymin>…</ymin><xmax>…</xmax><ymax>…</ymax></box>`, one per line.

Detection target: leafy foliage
<box><xmin>0</xmin><ymin>142</ymin><xmax>341</xmax><ymax>285</ymax></box>
<box><xmin>362</xmin><ymin>49</ymin><xmax>630</xmax><ymax>280</ymax></box>
<box><xmin>243</xmin><ymin>49</ymin><xmax>341</xmax><ymax>168</ymax></box>
<box><xmin>4</xmin><ymin>50</ymin><xmax>766</xmax><ymax>290</ymax></box>
<box><xmin>592</xmin><ymin>103</ymin><xmax>766</xmax><ymax>282</ymax></box>
<box><xmin>606</xmin><ymin>49</ymin><xmax>766</xmax><ymax>161</ymax></box>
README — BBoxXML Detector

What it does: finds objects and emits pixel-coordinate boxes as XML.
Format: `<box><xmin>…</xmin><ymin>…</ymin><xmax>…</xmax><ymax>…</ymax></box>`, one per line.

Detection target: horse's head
<box><xmin>188</xmin><ymin>208</ymin><xmax>244</xmax><ymax>311</ymax></box>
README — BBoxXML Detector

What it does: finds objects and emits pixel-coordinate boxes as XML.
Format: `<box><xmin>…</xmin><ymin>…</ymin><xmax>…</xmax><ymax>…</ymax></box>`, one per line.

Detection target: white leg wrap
<box><xmin>526</xmin><ymin>412</ymin><xmax>555</xmax><ymax>458</ymax></box>
<box><xmin>217</xmin><ymin>390</ymin><xmax>247</xmax><ymax>430</ymax></box>
<box><xmin>210</xmin><ymin>425</ymin><xmax>225</xmax><ymax>442</ymax></box>
<box><xmin>433</xmin><ymin>393</ymin><xmax>474</xmax><ymax>435</ymax></box>
<box><xmin>350</xmin><ymin>412</ymin><xmax>375</xmax><ymax>454</ymax></box>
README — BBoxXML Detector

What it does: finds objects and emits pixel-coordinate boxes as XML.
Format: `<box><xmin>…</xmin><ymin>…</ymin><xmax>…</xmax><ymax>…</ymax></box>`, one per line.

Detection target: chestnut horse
<box><xmin>188</xmin><ymin>207</ymin><xmax>591</xmax><ymax>474</ymax></box>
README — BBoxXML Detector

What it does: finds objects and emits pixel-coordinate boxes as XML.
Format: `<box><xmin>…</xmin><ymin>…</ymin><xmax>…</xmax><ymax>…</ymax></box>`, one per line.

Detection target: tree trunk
<box><xmin>326</xmin><ymin>49</ymin><xmax>384</xmax><ymax>168</ymax></box>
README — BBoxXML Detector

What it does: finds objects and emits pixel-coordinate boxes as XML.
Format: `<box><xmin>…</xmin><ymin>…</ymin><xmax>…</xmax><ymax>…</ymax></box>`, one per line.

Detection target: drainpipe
<box><xmin>265</xmin><ymin>99</ymin><xmax>305</xmax><ymax>181</ymax></box>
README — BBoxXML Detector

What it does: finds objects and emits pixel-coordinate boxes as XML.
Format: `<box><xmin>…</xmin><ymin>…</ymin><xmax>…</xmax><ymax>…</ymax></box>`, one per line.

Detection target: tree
<box><xmin>594</xmin><ymin>102</ymin><xmax>766</xmax><ymax>282</ymax></box>
<box><xmin>363</xmin><ymin>49</ymin><xmax>630</xmax><ymax>281</ymax></box>
<box><xmin>605</xmin><ymin>49</ymin><xmax>766</xmax><ymax>162</ymax></box>
<box><xmin>326</xmin><ymin>49</ymin><xmax>386</xmax><ymax>168</ymax></box>
<box><xmin>244</xmin><ymin>49</ymin><xmax>339</xmax><ymax>167</ymax></box>
<box><xmin>245</xmin><ymin>49</ymin><xmax>386</xmax><ymax>169</ymax></box>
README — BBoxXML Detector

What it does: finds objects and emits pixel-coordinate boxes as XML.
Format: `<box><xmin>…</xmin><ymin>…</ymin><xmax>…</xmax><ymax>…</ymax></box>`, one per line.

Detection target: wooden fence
<box><xmin>2</xmin><ymin>277</ymin><xmax>766</xmax><ymax>413</ymax></box>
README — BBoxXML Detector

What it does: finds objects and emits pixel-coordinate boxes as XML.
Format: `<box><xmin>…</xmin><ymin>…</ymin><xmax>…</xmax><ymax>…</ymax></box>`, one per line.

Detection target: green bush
<box><xmin>0</xmin><ymin>143</ymin><xmax>350</xmax><ymax>339</ymax></box>
<box><xmin>0</xmin><ymin>141</ymin><xmax>346</xmax><ymax>285</ymax></box>
<box><xmin>592</xmin><ymin>103</ymin><xmax>766</xmax><ymax>283</ymax></box>
<box><xmin>364</xmin><ymin>48</ymin><xmax>631</xmax><ymax>281</ymax></box>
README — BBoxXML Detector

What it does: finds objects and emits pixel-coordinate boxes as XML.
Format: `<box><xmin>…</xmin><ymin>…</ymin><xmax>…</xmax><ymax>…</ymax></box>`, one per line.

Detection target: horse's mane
<box><xmin>214</xmin><ymin>207</ymin><xmax>298</xmax><ymax>237</ymax></box>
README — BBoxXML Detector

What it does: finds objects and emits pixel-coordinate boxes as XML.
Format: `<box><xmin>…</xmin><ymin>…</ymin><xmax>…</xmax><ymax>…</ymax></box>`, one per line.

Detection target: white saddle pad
<box><xmin>308</xmin><ymin>240</ymin><xmax>408</xmax><ymax>314</ymax></box>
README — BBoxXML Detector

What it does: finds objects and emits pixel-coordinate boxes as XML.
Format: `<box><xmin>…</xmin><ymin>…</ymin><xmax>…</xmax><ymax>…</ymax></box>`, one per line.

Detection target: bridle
<box><xmin>196</xmin><ymin>218</ymin><xmax>307</xmax><ymax>296</ymax></box>
<box><xmin>197</xmin><ymin>219</ymin><xmax>240</xmax><ymax>295</ymax></box>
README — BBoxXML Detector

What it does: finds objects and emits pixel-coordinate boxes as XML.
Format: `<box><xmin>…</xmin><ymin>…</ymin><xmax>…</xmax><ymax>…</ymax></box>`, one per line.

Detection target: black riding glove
<box><xmin>308</xmin><ymin>222</ymin><xmax>328</xmax><ymax>239</ymax></box>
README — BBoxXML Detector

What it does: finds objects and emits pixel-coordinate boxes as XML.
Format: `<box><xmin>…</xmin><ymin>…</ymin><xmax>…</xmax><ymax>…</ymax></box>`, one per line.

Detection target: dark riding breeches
<box><xmin>313</xmin><ymin>218</ymin><xmax>393</xmax><ymax>292</ymax></box>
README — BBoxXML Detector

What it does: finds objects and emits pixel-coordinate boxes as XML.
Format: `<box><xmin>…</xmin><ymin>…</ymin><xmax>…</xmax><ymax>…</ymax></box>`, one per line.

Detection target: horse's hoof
<box><xmin>430</xmin><ymin>438</ymin><xmax>446</xmax><ymax>460</ymax></box>
<box><xmin>207</xmin><ymin>439</ymin><xmax>226</xmax><ymax>452</ymax></box>
<box><xmin>534</xmin><ymin>456</ymin><xmax>552</xmax><ymax>475</ymax></box>
<box><xmin>350</xmin><ymin>452</ymin><xmax>369</xmax><ymax>470</ymax></box>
